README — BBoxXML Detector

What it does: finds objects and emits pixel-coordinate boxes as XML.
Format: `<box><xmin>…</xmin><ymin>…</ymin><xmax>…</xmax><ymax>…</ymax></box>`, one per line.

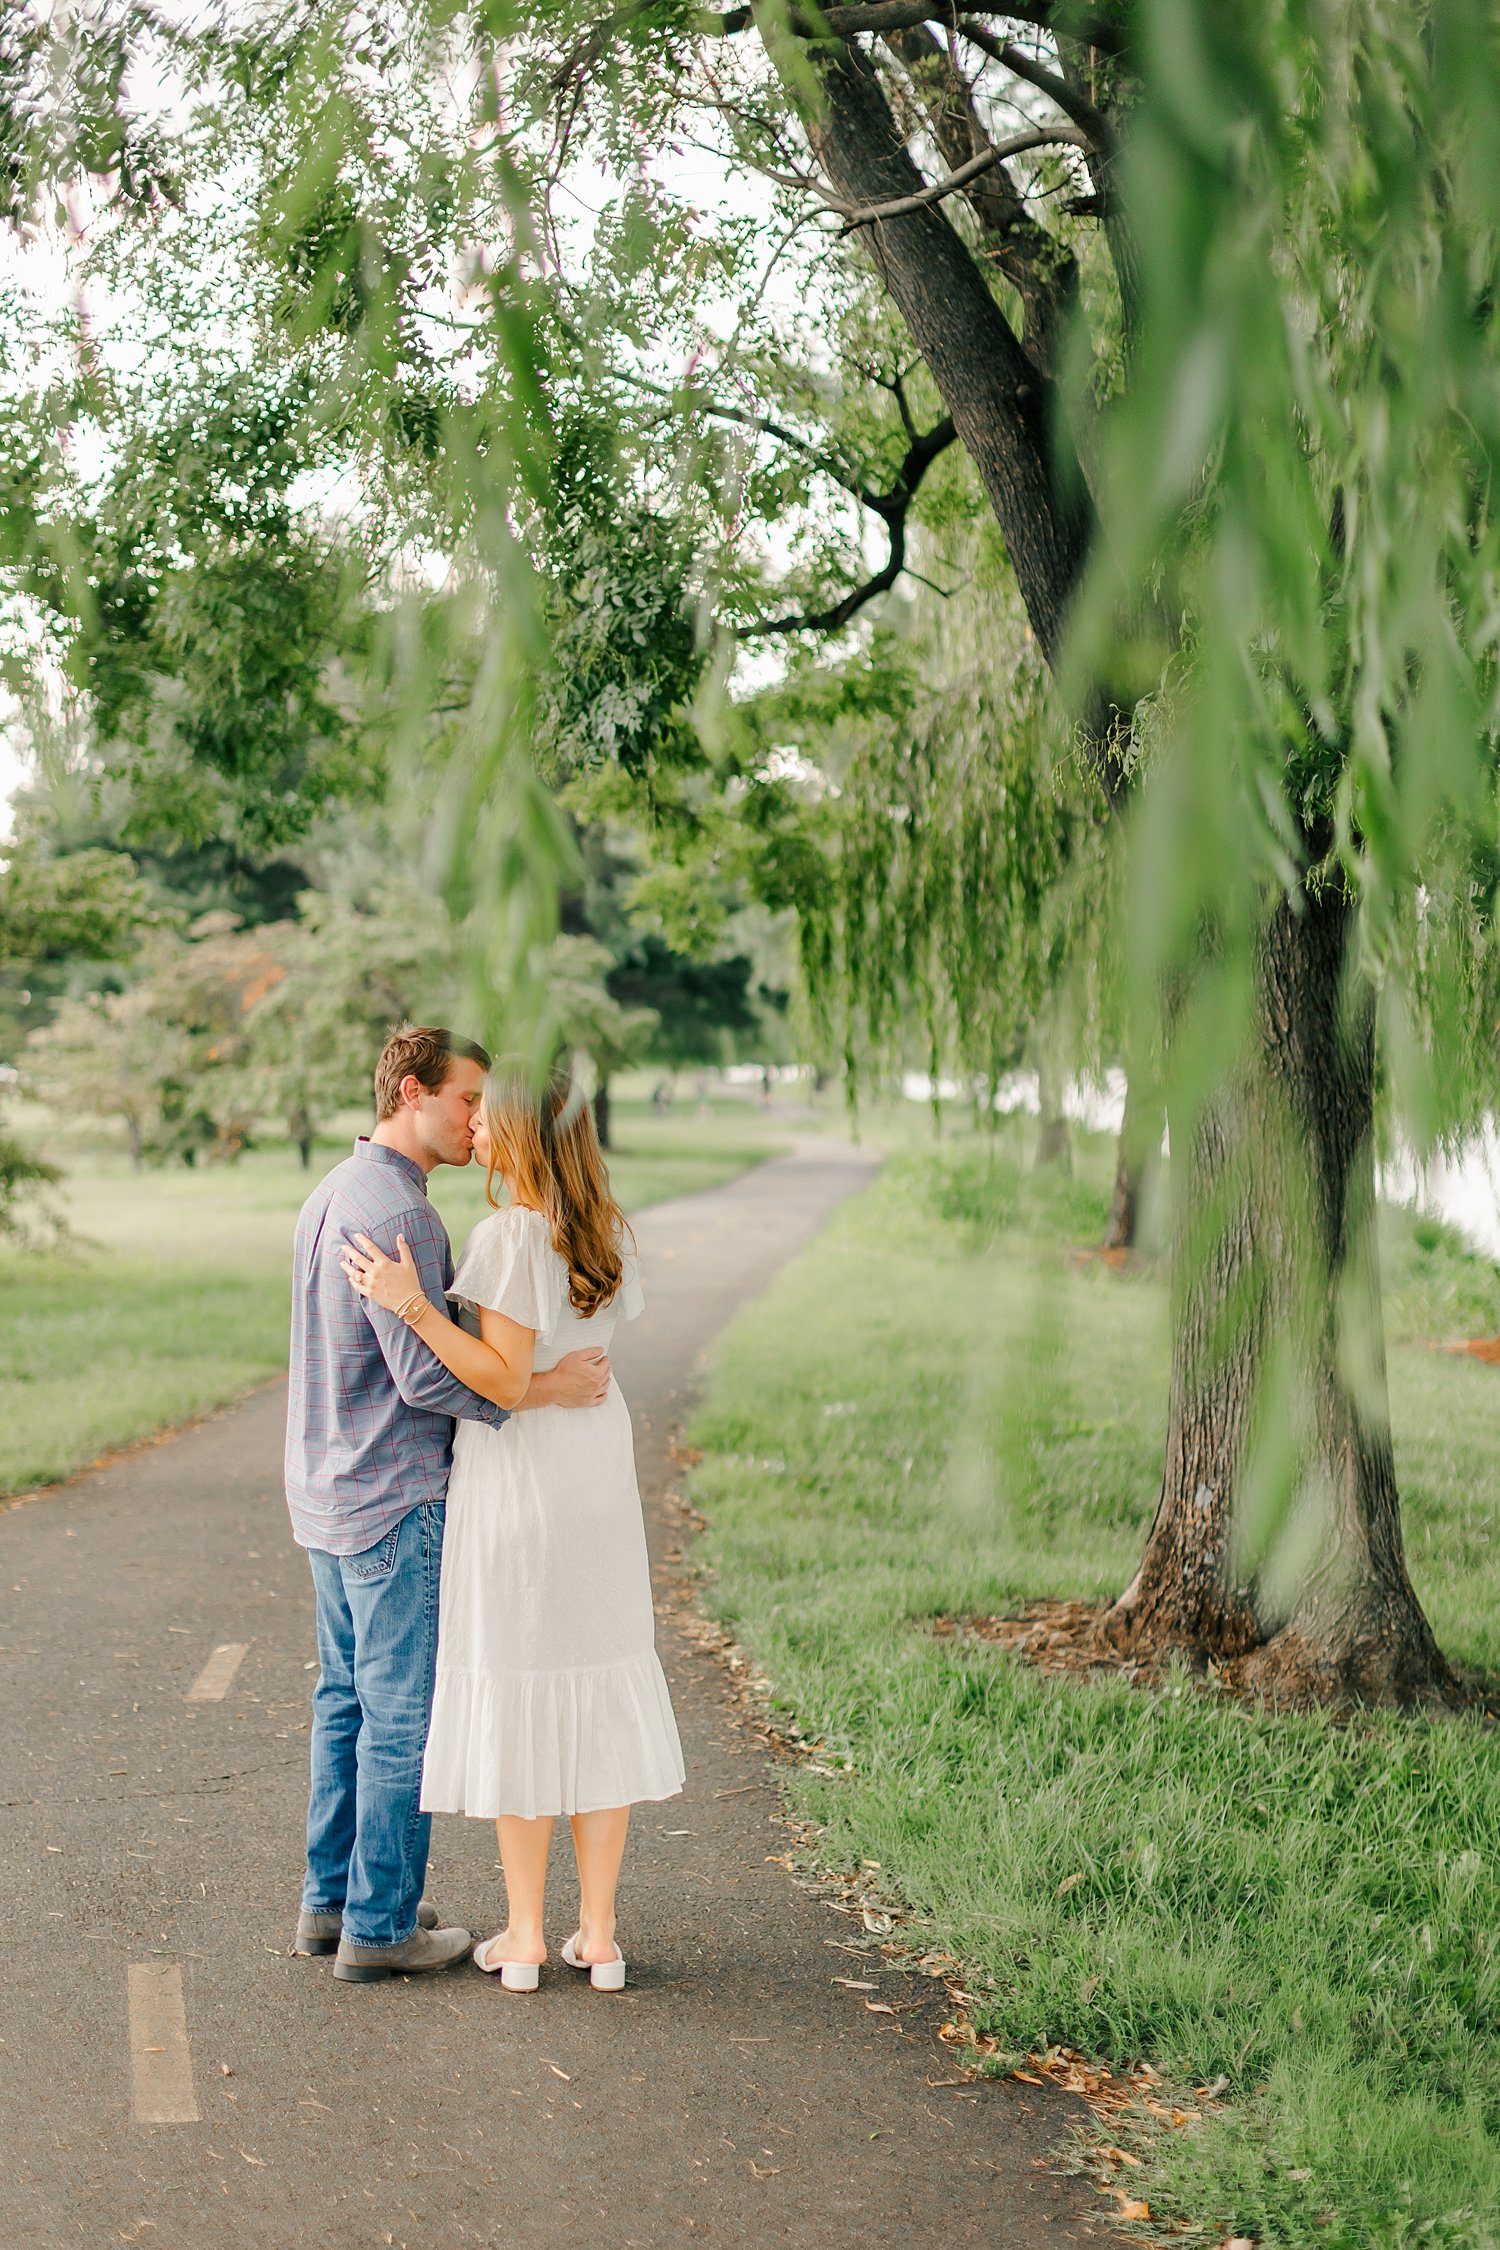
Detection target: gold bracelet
<box><xmin>393</xmin><ymin>1289</ymin><xmax>430</xmax><ymax>1325</ymax></box>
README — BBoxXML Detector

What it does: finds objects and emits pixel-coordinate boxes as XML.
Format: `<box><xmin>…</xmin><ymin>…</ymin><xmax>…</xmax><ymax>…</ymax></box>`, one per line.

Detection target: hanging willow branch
<box><xmin>786</xmin><ymin>578</ymin><xmax>1103</xmax><ymax>1101</ymax></box>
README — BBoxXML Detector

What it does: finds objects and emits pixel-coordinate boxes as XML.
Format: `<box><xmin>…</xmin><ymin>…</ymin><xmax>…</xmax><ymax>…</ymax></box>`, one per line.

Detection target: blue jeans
<box><xmin>302</xmin><ymin>1502</ymin><xmax>445</xmax><ymax>1949</ymax></box>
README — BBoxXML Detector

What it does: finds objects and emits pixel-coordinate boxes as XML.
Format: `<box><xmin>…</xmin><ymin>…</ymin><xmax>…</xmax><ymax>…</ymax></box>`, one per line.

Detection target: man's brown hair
<box><xmin>373</xmin><ymin>1026</ymin><xmax>491</xmax><ymax>1121</ymax></box>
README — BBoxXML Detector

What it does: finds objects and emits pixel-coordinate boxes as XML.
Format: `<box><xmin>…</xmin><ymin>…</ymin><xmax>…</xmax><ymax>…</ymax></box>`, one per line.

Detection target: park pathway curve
<box><xmin>0</xmin><ymin>1137</ymin><xmax>1097</xmax><ymax>2250</ymax></box>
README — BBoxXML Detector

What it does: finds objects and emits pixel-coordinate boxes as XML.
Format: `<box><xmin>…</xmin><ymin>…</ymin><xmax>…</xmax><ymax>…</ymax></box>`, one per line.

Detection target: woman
<box><xmin>340</xmin><ymin>1071</ymin><xmax>685</xmax><ymax>1992</ymax></box>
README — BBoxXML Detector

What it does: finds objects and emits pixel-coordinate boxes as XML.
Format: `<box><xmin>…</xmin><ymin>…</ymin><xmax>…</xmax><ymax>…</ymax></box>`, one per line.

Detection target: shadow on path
<box><xmin>0</xmin><ymin>1138</ymin><xmax>1097</xmax><ymax>2249</ymax></box>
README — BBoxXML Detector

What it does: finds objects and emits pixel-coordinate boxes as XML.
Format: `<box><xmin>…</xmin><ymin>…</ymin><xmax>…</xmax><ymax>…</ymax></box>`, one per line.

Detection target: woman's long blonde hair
<box><xmin>482</xmin><ymin>1069</ymin><xmax>631</xmax><ymax>1318</ymax></box>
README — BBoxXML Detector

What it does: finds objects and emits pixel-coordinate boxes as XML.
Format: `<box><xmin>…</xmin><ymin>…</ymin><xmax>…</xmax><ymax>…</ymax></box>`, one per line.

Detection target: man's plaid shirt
<box><xmin>284</xmin><ymin>1139</ymin><xmax>509</xmax><ymax>1556</ymax></box>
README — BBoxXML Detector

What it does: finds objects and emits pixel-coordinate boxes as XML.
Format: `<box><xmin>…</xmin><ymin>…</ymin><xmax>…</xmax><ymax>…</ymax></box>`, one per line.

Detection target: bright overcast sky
<box><xmin>0</xmin><ymin>736</ymin><xmax>25</xmax><ymax>840</ymax></box>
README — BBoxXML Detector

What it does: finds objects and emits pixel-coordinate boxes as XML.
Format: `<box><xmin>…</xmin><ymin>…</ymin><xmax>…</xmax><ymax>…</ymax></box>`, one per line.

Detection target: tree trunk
<box><xmin>1103</xmin><ymin>1070</ymin><xmax>1160</xmax><ymax>1251</ymax></box>
<box><xmin>126</xmin><ymin>1114</ymin><xmax>144</xmax><ymax>1171</ymax></box>
<box><xmin>1106</xmin><ymin>881</ymin><xmax>1451</xmax><ymax>1704</ymax></box>
<box><xmin>1034</xmin><ymin>1053</ymin><xmax>1072</xmax><ymax>1172</ymax></box>
<box><xmin>593</xmin><ymin>1076</ymin><xmax>612</xmax><ymax>1151</ymax></box>
<box><xmin>780</xmin><ymin>27</ymin><xmax>1439</xmax><ymax>1704</ymax></box>
<box><xmin>804</xmin><ymin>38</ymin><xmax>1091</xmax><ymax>672</ymax></box>
<box><xmin>885</xmin><ymin>25</ymin><xmax>1081</xmax><ymax>385</ymax></box>
<box><xmin>290</xmin><ymin>1106</ymin><xmax>314</xmax><ymax>1171</ymax></box>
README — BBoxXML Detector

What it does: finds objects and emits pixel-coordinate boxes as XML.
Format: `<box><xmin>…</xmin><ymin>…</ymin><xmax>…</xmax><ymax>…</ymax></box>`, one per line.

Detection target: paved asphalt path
<box><xmin>0</xmin><ymin>1139</ymin><xmax>1098</xmax><ymax>2250</ymax></box>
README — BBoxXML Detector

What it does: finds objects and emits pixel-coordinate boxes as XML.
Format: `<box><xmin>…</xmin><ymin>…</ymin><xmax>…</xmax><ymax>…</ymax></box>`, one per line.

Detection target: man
<box><xmin>285</xmin><ymin>1025</ymin><xmax>610</xmax><ymax>1982</ymax></box>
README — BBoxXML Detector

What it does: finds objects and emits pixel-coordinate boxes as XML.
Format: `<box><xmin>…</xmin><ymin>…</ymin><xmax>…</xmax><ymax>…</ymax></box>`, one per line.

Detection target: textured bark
<box><xmin>1103</xmin><ymin>1154</ymin><xmax>1136</xmax><ymax>1251</ymax></box>
<box><xmin>1106</xmin><ymin>883</ymin><xmax>1451</xmax><ymax>1703</ymax></box>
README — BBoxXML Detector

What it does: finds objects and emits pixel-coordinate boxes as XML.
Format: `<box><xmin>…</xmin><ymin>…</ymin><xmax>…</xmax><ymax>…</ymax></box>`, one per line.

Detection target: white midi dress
<box><xmin>419</xmin><ymin>1204</ymin><xmax>685</xmax><ymax>1821</ymax></box>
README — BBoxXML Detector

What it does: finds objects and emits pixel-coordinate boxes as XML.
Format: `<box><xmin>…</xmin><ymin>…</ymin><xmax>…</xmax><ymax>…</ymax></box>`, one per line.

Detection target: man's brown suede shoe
<box><xmin>295</xmin><ymin>1898</ymin><xmax>440</xmax><ymax>1956</ymax></box>
<box><xmin>332</xmin><ymin>1923</ymin><xmax>472</xmax><ymax>1983</ymax></box>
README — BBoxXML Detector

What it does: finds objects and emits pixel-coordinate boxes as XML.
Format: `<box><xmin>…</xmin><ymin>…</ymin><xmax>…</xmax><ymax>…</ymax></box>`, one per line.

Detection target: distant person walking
<box><xmin>341</xmin><ymin>1067</ymin><xmax>685</xmax><ymax>1991</ymax></box>
<box><xmin>285</xmin><ymin>1027</ymin><xmax>609</xmax><ymax>1983</ymax></box>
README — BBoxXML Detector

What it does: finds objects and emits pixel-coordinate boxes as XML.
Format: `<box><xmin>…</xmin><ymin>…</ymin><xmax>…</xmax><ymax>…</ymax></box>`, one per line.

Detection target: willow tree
<box><xmin>1070</xmin><ymin>0</ymin><xmax>1500</xmax><ymax>1702</ymax></box>
<box><xmin>691</xmin><ymin>545</ymin><xmax>1104</xmax><ymax>1133</ymax></box>
<box><xmin>534</xmin><ymin>0</ymin><xmax>1500</xmax><ymax>1701</ymax></box>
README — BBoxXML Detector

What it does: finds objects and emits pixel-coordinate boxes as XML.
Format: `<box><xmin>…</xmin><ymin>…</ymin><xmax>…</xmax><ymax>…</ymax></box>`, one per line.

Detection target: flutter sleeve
<box><xmin>452</xmin><ymin>1207</ymin><xmax>564</xmax><ymax>1334</ymax></box>
<box><xmin>617</xmin><ymin>1246</ymin><xmax>645</xmax><ymax>1322</ymax></box>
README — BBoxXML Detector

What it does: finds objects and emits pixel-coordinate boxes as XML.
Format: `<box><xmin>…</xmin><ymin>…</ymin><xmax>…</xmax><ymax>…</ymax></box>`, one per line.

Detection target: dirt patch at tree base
<box><xmin>1432</xmin><ymin>1334</ymin><xmax>1500</xmax><ymax>1363</ymax></box>
<box><xmin>928</xmin><ymin>1600</ymin><xmax>1500</xmax><ymax>1719</ymax></box>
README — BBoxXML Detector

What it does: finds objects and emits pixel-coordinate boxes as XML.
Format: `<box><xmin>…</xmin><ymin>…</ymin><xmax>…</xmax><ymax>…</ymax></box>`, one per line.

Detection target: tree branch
<box><xmin>606</xmin><ymin>367</ymin><xmax>884</xmax><ymax>501</ymax></box>
<box><xmin>956</xmin><ymin>21</ymin><xmax>1117</xmax><ymax>155</ymax></box>
<box><xmin>799</xmin><ymin>34</ymin><xmax>1093</xmax><ymax>669</ymax></box>
<box><xmin>741</xmin><ymin>412</ymin><xmax>958</xmax><ymax>636</ymax></box>
<box><xmin>831</xmin><ymin>126</ymin><xmax>1089</xmax><ymax>231</ymax></box>
<box><xmin>608</xmin><ymin>370</ymin><xmax>958</xmax><ymax>635</ymax></box>
<box><xmin>883</xmin><ymin>23</ymin><xmax>1083</xmax><ymax>382</ymax></box>
<box><xmin>695</xmin><ymin>2</ymin><xmax>1131</xmax><ymax>59</ymax></box>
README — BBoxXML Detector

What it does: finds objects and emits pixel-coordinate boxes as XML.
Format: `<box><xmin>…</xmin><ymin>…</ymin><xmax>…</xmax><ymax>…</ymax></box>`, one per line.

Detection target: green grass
<box><xmin>688</xmin><ymin>1127</ymin><xmax>1500</xmax><ymax>2250</ymax></box>
<box><xmin>0</xmin><ymin>1092</ymin><xmax>789</xmax><ymax>1499</ymax></box>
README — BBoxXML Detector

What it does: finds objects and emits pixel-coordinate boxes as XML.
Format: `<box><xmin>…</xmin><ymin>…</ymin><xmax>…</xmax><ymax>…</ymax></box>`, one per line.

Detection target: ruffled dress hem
<box><xmin>420</xmin><ymin>1649</ymin><xmax>686</xmax><ymax>1822</ymax></box>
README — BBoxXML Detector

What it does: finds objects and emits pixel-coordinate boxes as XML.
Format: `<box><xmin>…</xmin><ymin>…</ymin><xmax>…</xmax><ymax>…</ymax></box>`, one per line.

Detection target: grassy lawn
<box><xmin>688</xmin><ymin>1124</ymin><xmax>1500</xmax><ymax>2250</ymax></box>
<box><xmin>0</xmin><ymin>1088</ymin><xmax>792</xmax><ymax>1499</ymax></box>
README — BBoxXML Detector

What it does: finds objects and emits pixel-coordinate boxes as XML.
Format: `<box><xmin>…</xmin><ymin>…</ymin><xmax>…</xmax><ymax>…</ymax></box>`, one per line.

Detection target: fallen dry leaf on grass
<box><xmin>1114</xmin><ymin>2195</ymin><xmax>1151</xmax><ymax>2221</ymax></box>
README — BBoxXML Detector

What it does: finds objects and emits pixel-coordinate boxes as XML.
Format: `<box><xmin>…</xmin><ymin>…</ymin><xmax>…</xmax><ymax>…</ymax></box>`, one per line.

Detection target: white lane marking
<box><xmin>185</xmin><ymin>1643</ymin><xmax>249</xmax><ymax>1702</ymax></box>
<box><xmin>128</xmin><ymin>1962</ymin><xmax>199</xmax><ymax>2124</ymax></box>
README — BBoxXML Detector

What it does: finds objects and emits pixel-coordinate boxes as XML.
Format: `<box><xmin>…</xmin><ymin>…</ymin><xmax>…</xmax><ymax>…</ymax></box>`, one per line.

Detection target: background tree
<box><xmin>560</xmin><ymin>815</ymin><xmax>773</xmax><ymax>1131</ymax></box>
<box><xmin>729</xmin><ymin>547</ymin><xmax>1100</xmax><ymax>1147</ymax></box>
<box><xmin>0</xmin><ymin>838</ymin><xmax>148</xmax><ymax>1228</ymax></box>
<box><xmin>607</xmin><ymin>937</ymin><xmax>762</xmax><ymax>1077</ymax></box>
<box><xmin>14</xmin><ymin>369</ymin><xmax>380</xmax><ymax>854</ymax></box>
<box><xmin>540</xmin><ymin>931</ymin><xmax>657</xmax><ymax>1149</ymax></box>
<box><xmin>24</xmin><ymin>912</ymin><xmax>278</xmax><ymax>1166</ymax></box>
<box><xmin>24</xmin><ymin>973</ymin><xmax>194</xmax><ymax>1170</ymax></box>
<box><xmin>0</xmin><ymin>841</ymin><xmax>147</xmax><ymax>1046</ymax></box>
<box><xmin>233</xmin><ymin>885</ymin><xmax>457</xmax><ymax>1167</ymax></box>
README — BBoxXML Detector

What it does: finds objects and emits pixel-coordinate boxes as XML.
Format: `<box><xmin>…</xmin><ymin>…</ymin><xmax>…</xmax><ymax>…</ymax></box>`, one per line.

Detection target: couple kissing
<box><xmin>284</xmin><ymin>1025</ymin><xmax>684</xmax><ymax>1990</ymax></box>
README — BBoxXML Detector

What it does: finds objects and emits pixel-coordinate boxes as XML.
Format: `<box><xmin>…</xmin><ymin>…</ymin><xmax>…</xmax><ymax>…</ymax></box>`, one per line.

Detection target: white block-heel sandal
<box><xmin>562</xmin><ymin>1933</ymin><xmax>626</xmax><ymax>1991</ymax></box>
<box><xmin>472</xmin><ymin>1936</ymin><xmax>541</xmax><ymax>1991</ymax></box>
